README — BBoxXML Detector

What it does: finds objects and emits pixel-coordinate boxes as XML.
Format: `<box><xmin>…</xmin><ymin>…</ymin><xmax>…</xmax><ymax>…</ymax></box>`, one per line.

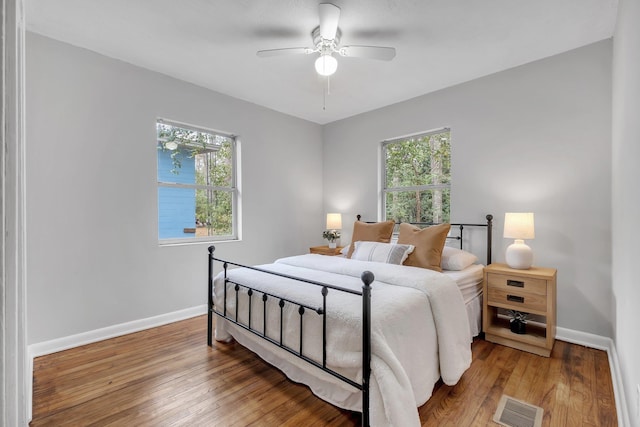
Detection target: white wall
<box><xmin>324</xmin><ymin>41</ymin><xmax>613</xmax><ymax>337</ymax></box>
<box><xmin>612</xmin><ymin>0</ymin><xmax>640</xmax><ymax>424</ymax></box>
<box><xmin>26</xmin><ymin>33</ymin><xmax>323</xmax><ymax>344</ymax></box>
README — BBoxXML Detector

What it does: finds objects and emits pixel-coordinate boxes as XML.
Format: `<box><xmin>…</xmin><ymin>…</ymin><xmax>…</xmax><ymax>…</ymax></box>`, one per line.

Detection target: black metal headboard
<box><xmin>355</xmin><ymin>214</ymin><xmax>494</xmax><ymax>265</ymax></box>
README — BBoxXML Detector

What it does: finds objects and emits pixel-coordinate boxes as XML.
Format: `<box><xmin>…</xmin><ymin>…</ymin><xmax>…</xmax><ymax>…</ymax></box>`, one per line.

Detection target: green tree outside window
<box><xmin>382</xmin><ymin>130</ymin><xmax>451</xmax><ymax>224</ymax></box>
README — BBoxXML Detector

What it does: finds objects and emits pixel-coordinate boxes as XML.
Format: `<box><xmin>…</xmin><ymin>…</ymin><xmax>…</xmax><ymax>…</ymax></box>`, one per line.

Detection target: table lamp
<box><xmin>503</xmin><ymin>212</ymin><xmax>535</xmax><ymax>269</ymax></box>
<box><xmin>325</xmin><ymin>213</ymin><xmax>342</xmax><ymax>248</ymax></box>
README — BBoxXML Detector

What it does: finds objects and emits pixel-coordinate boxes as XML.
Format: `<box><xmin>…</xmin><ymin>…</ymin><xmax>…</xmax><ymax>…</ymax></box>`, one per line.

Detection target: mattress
<box><xmin>444</xmin><ymin>264</ymin><xmax>484</xmax><ymax>304</ymax></box>
<box><xmin>444</xmin><ymin>264</ymin><xmax>484</xmax><ymax>337</ymax></box>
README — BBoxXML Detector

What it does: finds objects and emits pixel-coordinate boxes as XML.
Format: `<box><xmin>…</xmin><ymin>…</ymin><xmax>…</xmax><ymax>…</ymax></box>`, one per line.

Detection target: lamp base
<box><xmin>505</xmin><ymin>239</ymin><xmax>533</xmax><ymax>269</ymax></box>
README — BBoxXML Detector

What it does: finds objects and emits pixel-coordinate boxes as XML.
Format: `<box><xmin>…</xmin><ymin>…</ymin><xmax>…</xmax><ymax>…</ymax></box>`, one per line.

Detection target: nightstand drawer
<box><xmin>487</xmin><ymin>288</ymin><xmax>547</xmax><ymax>313</ymax></box>
<box><xmin>487</xmin><ymin>273</ymin><xmax>547</xmax><ymax>296</ymax></box>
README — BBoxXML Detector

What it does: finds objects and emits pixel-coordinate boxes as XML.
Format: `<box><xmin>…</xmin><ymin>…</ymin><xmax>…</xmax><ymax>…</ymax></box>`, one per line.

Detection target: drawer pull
<box><xmin>507</xmin><ymin>279</ymin><xmax>524</xmax><ymax>288</ymax></box>
<box><xmin>507</xmin><ymin>295</ymin><xmax>525</xmax><ymax>303</ymax></box>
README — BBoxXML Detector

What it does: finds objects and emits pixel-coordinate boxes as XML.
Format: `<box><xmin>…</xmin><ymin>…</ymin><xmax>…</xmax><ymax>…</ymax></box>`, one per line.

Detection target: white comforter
<box><xmin>213</xmin><ymin>254</ymin><xmax>471</xmax><ymax>427</ymax></box>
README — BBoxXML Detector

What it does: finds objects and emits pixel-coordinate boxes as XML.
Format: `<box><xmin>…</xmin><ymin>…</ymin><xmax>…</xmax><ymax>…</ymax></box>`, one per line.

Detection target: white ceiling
<box><xmin>26</xmin><ymin>0</ymin><xmax>618</xmax><ymax>124</ymax></box>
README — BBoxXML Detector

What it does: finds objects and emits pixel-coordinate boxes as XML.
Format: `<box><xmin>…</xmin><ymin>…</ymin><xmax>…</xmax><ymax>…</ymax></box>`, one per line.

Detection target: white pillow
<box><xmin>351</xmin><ymin>241</ymin><xmax>414</xmax><ymax>265</ymax></box>
<box><xmin>441</xmin><ymin>246</ymin><xmax>478</xmax><ymax>271</ymax></box>
<box><xmin>340</xmin><ymin>245</ymin><xmax>350</xmax><ymax>256</ymax></box>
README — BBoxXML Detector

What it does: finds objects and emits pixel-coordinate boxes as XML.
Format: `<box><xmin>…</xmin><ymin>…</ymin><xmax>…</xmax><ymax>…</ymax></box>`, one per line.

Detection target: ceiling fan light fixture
<box><xmin>315</xmin><ymin>54</ymin><xmax>338</xmax><ymax>76</ymax></box>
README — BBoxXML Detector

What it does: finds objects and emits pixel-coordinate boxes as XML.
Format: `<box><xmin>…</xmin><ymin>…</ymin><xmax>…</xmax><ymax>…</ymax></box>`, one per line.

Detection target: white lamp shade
<box><xmin>326</xmin><ymin>213</ymin><xmax>342</xmax><ymax>230</ymax></box>
<box><xmin>503</xmin><ymin>212</ymin><xmax>535</xmax><ymax>239</ymax></box>
<box><xmin>315</xmin><ymin>54</ymin><xmax>338</xmax><ymax>76</ymax></box>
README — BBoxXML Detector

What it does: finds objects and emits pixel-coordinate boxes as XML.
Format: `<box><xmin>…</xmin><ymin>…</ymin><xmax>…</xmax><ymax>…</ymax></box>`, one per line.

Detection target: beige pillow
<box><xmin>346</xmin><ymin>220</ymin><xmax>395</xmax><ymax>258</ymax></box>
<box><xmin>397</xmin><ymin>223</ymin><xmax>451</xmax><ymax>272</ymax></box>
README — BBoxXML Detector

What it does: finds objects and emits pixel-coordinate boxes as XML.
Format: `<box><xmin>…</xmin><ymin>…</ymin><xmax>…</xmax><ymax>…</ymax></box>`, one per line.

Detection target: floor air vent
<box><xmin>493</xmin><ymin>395</ymin><xmax>543</xmax><ymax>427</ymax></box>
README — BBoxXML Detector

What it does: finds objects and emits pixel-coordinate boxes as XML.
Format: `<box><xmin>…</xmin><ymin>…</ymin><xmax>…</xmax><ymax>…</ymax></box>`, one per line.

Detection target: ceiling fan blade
<box><xmin>339</xmin><ymin>45</ymin><xmax>396</xmax><ymax>61</ymax></box>
<box><xmin>319</xmin><ymin>3</ymin><xmax>340</xmax><ymax>40</ymax></box>
<box><xmin>256</xmin><ymin>47</ymin><xmax>312</xmax><ymax>57</ymax></box>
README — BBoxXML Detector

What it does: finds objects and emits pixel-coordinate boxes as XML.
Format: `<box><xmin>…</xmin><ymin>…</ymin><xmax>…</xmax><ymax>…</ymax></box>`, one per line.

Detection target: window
<box><xmin>381</xmin><ymin>128</ymin><xmax>451</xmax><ymax>224</ymax></box>
<box><xmin>157</xmin><ymin>120</ymin><xmax>238</xmax><ymax>243</ymax></box>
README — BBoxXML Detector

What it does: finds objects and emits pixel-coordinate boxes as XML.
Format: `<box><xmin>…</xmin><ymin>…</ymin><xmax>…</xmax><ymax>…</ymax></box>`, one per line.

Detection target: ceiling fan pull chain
<box><xmin>323</xmin><ymin>82</ymin><xmax>326</xmax><ymax>111</ymax></box>
<box><xmin>322</xmin><ymin>76</ymin><xmax>331</xmax><ymax>111</ymax></box>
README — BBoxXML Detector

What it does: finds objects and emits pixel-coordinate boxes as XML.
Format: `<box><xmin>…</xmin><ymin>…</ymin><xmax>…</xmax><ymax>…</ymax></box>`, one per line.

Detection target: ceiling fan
<box><xmin>257</xmin><ymin>3</ymin><xmax>396</xmax><ymax>77</ymax></box>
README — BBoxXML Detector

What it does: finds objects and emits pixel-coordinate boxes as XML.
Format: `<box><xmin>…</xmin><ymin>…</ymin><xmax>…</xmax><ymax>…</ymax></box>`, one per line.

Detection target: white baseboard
<box><xmin>27</xmin><ymin>304</ymin><xmax>207</xmax><ymax>421</ymax></box>
<box><xmin>28</xmin><ymin>304</ymin><xmax>207</xmax><ymax>359</ymax></box>
<box><xmin>556</xmin><ymin>327</ymin><xmax>631</xmax><ymax>427</ymax></box>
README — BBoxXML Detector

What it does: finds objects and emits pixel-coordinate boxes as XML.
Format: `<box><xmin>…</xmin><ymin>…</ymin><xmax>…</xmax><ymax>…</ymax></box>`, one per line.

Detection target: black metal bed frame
<box><xmin>207</xmin><ymin>214</ymin><xmax>493</xmax><ymax>427</ymax></box>
<box><xmin>207</xmin><ymin>249</ymin><xmax>374</xmax><ymax>426</ymax></box>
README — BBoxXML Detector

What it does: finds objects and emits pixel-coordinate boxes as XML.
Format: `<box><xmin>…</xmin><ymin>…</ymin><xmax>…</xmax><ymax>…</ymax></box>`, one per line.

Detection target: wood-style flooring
<box><xmin>30</xmin><ymin>315</ymin><xmax>617</xmax><ymax>426</ymax></box>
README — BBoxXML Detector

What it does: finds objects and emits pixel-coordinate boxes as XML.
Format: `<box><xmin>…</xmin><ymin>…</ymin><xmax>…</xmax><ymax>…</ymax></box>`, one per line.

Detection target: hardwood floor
<box><xmin>31</xmin><ymin>315</ymin><xmax>617</xmax><ymax>426</ymax></box>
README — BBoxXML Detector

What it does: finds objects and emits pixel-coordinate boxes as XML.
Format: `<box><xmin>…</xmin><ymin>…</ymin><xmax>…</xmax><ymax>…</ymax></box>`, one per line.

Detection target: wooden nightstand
<box><xmin>309</xmin><ymin>245</ymin><xmax>344</xmax><ymax>256</ymax></box>
<box><xmin>483</xmin><ymin>263</ymin><xmax>557</xmax><ymax>357</ymax></box>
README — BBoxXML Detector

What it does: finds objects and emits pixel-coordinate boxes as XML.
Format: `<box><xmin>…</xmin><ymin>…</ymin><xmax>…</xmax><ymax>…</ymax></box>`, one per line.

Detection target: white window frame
<box><xmin>157</xmin><ymin>118</ymin><xmax>239</xmax><ymax>245</ymax></box>
<box><xmin>380</xmin><ymin>127</ymin><xmax>451</xmax><ymax>223</ymax></box>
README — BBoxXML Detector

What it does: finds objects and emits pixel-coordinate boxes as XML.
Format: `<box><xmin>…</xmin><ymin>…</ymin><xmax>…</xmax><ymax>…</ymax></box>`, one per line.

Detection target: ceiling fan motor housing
<box><xmin>312</xmin><ymin>26</ymin><xmax>341</xmax><ymax>55</ymax></box>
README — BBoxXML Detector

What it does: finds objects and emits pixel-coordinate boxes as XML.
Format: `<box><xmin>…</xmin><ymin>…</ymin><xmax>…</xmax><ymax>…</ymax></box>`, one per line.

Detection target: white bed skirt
<box><xmin>466</xmin><ymin>293</ymin><xmax>483</xmax><ymax>338</ymax></box>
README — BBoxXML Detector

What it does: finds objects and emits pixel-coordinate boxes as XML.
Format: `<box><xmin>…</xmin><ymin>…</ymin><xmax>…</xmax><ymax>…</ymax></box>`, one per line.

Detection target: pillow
<box><xmin>346</xmin><ymin>220</ymin><xmax>395</xmax><ymax>258</ymax></box>
<box><xmin>441</xmin><ymin>246</ymin><xmax>478</xmax><ymax>271</ymax></box>
<box><xmin>351</xmin><ymin>241</ymin><xmax>415</xmax><ymax>265</ymax></box>
<box><xmin>397</xmin><ymin>223</ymin><xmax>451</xmax><ymax>272</ymax></box>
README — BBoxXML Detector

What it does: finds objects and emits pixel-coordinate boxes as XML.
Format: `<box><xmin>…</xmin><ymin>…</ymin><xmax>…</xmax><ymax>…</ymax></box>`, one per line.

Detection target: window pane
<box><xmin>195</xmin><ymin>189</ymin><xmax>233</xmax><ymax>236</ymax></box>
<box><xmin>157</xmin><ymin>187</ymin><xmax>234</xmax><ymax>239</ymax></box>
<box><xmin>385</xmin><ymin>131</ymin><xmax>451</xmax><ymax>188</ymax></box>
<box><xmin>385</xmin><ymin>189</ymin><xmax>450</xmax><ymax>224</ymax></box>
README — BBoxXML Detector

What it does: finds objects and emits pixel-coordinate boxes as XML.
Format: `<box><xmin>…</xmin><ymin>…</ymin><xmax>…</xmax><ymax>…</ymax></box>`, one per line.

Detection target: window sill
<box><xmin>159</xmin><ymin>237</ymin><xmax>239</xmax><ymax>247</ymax></box>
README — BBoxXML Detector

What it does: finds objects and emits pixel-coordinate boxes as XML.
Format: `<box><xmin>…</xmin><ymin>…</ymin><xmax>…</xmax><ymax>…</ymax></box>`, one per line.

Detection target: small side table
<box><xmin>309</xmin><ymin>245</ymin><xmax>344</xmax><ymax>256</ymax></box>
<box><xmin>483</xmin><ymin>263</ymin><xmax>557</xmax><ymax>357</ymax></box>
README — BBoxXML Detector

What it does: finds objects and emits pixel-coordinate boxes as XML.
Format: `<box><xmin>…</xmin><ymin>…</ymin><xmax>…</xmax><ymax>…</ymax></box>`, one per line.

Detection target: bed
<box><xmin>207</xmin><ymin>215</ymin><xmax>493</xmax><ymax>427</ymax></box>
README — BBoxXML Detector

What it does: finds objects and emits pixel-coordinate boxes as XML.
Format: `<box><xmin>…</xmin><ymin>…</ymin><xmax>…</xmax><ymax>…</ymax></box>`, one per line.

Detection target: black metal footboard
<box><xmin>207</xmin><ymin>246</ymin><xmax>373</xmax><ymax>427</ymax></box>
